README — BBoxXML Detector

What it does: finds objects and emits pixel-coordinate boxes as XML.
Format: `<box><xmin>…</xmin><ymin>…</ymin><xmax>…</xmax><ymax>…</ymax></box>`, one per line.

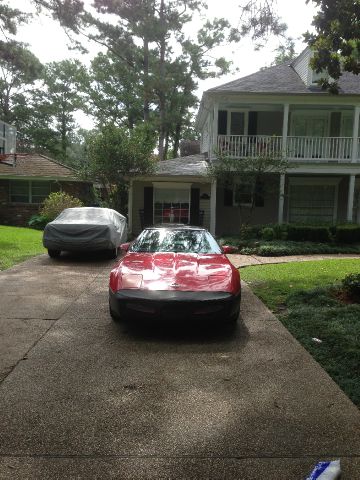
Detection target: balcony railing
<box><xmin>217</xmin><ymin>135</ymin><xmax>359</xmax><ymax>162</ymax></box>
<box><xmin>217</xmin><ymin>135</ymin><xmax>282</xmax><ymax>159</ymax></box>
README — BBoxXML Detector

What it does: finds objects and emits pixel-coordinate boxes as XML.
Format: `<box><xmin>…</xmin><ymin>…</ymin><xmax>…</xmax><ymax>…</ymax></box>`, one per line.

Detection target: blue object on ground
<box><xmin>306</xmin><ymin>460</ymin><xmax>341</xmax><ymax>480</ymax></box>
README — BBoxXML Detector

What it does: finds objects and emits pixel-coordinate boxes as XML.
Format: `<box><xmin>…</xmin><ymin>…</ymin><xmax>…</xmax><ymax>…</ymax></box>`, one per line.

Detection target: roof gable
<box><xmin>206</xmin><ymin>59</ymin><xmax>360</xmax><ymax>96</ymax></box>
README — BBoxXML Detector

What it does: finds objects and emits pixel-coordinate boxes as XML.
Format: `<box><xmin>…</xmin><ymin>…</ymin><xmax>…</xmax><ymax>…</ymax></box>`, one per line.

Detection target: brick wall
<box><xmin>0</xmin><ymin>179</ymin><xmax>93</xmax><ymax>226</ymax></box>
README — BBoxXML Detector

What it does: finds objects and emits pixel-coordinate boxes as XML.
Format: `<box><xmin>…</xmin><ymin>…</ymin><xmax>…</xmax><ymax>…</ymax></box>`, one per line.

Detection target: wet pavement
<box><xmin>0</xmin><ymin>253</ymin><xmax>359</xmax><ymax>479</ymax></box>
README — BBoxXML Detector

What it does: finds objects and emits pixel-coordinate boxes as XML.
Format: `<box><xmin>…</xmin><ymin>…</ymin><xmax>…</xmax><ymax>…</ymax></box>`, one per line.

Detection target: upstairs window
<box><xmin>311</xmin><ymin>69</ymin><xmax>328</xmax><ymax>85</ymax></box>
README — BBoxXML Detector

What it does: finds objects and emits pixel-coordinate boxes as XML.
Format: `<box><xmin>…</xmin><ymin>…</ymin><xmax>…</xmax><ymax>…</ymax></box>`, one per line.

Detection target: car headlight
<box><xmin>121</xmin><ymin>274</ymin><xmax>143</xmax><ymax>289</ymax></box>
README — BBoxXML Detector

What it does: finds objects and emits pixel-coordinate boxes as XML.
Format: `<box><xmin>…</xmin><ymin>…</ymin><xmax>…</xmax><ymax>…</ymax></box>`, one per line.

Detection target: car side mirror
<box><xmin>120</xmin><ymin>242</ymin><xmax>130</xmax><ymax>252</ymax></box>
<box><xmin>222</xmin><ymin>245</ymin><xmax>237</xmax><ymax>254</ymax></box>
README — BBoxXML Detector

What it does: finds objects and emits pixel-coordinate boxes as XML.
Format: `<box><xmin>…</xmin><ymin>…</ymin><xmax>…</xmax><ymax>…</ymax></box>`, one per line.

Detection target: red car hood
<box><xmin>110</xmin><ymin>252</ymin><xmax>239</xmax><ymax>293</ymax></box>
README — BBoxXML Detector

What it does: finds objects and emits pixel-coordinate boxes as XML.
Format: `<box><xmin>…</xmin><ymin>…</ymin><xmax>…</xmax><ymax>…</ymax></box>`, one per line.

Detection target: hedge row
<box><xmin>222</xmin><ymin>223</ymin><xmax>360</xmax><ymax>245</ymax></box>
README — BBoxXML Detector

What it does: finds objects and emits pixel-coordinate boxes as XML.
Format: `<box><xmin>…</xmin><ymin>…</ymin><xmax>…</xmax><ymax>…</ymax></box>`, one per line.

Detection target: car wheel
<box><xmin>48</xmin><ymin>249</ymin><xmax>61</xmax><ymax>258</ymax></box>
<box><xmin>227</xmin><ymin>308</ymin><xmax>240</xmax><ymax>324</ymax></box>
<box><xmin>109</xmin><ymin>301</ymin><xmax>121</xmax><ymax>322</ymax></box>
<box><xmin>108</xmin><ymin>247</ymin><xmax>118</xmax><ymax>259</ymax></box>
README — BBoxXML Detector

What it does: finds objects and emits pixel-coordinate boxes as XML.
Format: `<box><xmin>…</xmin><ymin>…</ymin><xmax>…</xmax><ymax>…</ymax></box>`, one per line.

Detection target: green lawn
<box><xmin>241</xmin><ymin>259</ymin><xmax>360</xmax><ymax>406</ymax></box>
<box><xmin>241</xmin><ymin>259</ymin><xmax>360</xmax><ymax>311</ymax></box>
<box><xmin>0</xmin><ymin>226</ymin><xmax>45</xmax><ymax>270</ymax></box>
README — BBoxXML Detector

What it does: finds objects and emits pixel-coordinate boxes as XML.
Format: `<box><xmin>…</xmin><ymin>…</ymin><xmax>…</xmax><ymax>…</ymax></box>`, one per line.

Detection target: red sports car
<box><xmin>109</xmin><ymin>225</ymin><xmax>241</xmax><ymax>324</ymax></box>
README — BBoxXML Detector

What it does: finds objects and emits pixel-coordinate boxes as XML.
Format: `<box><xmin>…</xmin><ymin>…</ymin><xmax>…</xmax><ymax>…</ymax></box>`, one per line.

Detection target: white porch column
<box><xmin>127</xmin><ymin>179</ymin><xmax>133</xmax><ymax>235</ymax></box>
<box><xmin>347</xmin><ymin>174</ymin><xmax>356</xmax><ymax>222</ymax></box>
<box><xmin>210</xmin><ymin>179</ymin><xmax>217</xmax><ymax>235</ymax></box>
<box><xmin>278</xmin><ymin>174</ymin><xmax>285</xmax><ymax>224</ymax></box>
<box><xmin>212</xmin><ymin>103</ymin><xmax>219</xmax><ymax>159</ymax></box>
<box><xmin>351</xmin><ymin>106</ymin><xmax>360</xmax><ymax>162</ymax></box>
<box><xmin>282</xmin><ymin>103</ymin><xmax>289</xmax><ymax>155</ymax></box>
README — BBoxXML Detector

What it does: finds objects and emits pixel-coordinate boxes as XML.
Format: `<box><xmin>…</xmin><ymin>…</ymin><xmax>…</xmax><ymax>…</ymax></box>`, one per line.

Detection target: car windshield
<box><xmin>130</xmin><ymin>229</ymin><xmax>222</xmax><ymax>254</ymax></box>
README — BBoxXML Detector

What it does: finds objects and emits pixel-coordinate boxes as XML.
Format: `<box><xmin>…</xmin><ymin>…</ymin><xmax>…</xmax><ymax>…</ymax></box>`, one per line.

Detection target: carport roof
<box><xmin>154</xmin><ymin>154</ymin><xmax>209</xmax><ymax>177</ymax></box>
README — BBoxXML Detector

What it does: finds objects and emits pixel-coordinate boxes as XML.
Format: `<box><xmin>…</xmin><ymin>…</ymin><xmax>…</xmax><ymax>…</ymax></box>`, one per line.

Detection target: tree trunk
<box><xmin>143</xmin><ymin>37</ymin><xmax>150</xmax><ymax>122</ymax></box>
<box><xmin>157</xmin><ymin>0</ymin><xmax>166</xmax><ymax>160</ymax></box>
<box><xmin>164</xmin><ymin>130</ymin><xmax>169</xmax><ymax>159</ymax></box>
<box><xmin>172</xmin><ymin>122</ymin><xmax>181</xmax><ymax>158</ymax></box>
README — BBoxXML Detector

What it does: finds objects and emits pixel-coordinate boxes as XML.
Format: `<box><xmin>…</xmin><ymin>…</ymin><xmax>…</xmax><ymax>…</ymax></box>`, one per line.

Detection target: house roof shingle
<box><xmin>0</xmin><ymin>153</ymin><xmax>81</xmax><ymax>180</ymax></box>
<box><xmin>207</xmin><ymin>63</ymin><xmax>360</xmax><ymax>95</ymax></box>
<box><xmin>154</xmin><ymin>154</ymin><xmax>208</xmax><ymax>177</ymax></box>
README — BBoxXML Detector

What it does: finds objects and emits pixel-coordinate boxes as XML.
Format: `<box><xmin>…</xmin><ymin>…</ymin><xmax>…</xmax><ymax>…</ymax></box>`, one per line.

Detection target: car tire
<box><xmin>227</xmin><ymin>308</ymin><xmax>240</xmax><ymax>325</ymax></box>
<box><xmin>48</xmin><ymin>249</ymin><xmax>61</xmax><ymax>258</ymax></box>
<box><xmin>109</xmin><ymin>301</ymin><xmax>121</xmax><ymax>322</ymax></box>
<box><xmin>108</xmin><ymin>247</ymin><xmax>118</xmax><ymax>259</ymax></box>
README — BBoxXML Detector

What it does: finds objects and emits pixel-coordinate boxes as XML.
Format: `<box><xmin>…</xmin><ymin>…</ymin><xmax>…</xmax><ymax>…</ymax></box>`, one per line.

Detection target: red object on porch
<box><xmin>162</xmin><ymin>208</ymin><xmax>189</xmax><ymax>220</ymax></box>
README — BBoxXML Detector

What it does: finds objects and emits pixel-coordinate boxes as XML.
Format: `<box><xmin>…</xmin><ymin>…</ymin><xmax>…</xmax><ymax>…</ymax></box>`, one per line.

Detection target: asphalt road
<box><xmin>0</xmin><ymin>253</ymin><xmax>360</xmax><ymax>479</ymax></box>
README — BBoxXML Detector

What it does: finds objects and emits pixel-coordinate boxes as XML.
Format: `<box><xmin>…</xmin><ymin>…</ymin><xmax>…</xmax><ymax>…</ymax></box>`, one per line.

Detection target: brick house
<box><xmin>0</xmin><ymin>153</ymin><xmax>93</xmax><ymax>226</ymax></box>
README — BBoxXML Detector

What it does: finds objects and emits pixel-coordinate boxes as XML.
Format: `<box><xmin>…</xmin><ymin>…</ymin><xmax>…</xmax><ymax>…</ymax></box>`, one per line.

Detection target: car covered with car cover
<box><xmin>43</xmin><ymin>207</ymin><xmax>127</xmax><ymax>258</ymax></box>
<box><xmin>109</xmin><ymin>225</ymin><xmax>241</xmax><ymax>323</ymax></box>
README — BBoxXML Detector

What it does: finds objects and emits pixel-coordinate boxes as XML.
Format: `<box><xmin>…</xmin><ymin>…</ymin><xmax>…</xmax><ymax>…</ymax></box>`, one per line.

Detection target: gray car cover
<box><xmin>43</xmin><ymin>207</ymin><xmax>128</xmax><ymax>252</ymax></box>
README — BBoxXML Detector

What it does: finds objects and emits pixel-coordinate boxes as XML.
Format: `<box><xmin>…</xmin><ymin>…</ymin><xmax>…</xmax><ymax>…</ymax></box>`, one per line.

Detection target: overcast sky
<box><xmin>13</xmin><ymin>0</ymin><xmax>318</xmax><ymax>128</ymax></box>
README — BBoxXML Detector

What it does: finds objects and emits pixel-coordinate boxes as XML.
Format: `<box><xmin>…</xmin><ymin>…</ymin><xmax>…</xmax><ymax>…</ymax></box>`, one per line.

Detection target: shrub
<box><xmin>342</xmin><ymin>273</ymin><xmax>360</xmax><ymax>300</ymax></box>
<box><xmin>287</xmin><ymin>225</ymin><xmax>331</xmax><ymax>243</ymax></box>
<box><xmin>28</xmin><ymin>214</ymin><xmax>49</xmax><ymax>230</ymax></box>
<box><xmin>40</xmin><ymin>192</ymin><xmax>84</xmax><ymax>221</ymax></box>
<box><xmin>261</xmin><ymin>227</ymin><xmax>275</xmax><ymax>241</ymax></box>
<box><xmin>335</xmin><ymin>224</ymin><xmax>360</xmax><ymax>244</ymax></box>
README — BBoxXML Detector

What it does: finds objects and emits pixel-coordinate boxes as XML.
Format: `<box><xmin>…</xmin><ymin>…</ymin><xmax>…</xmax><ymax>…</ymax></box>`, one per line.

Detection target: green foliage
<box><xmin>287</xmin><ymin>225</ymin><xmax>331</xmax><ymax>243</ymax></box>
<box><xmin>0</xmin><ymin>2</ymin><xmax>28</xmax><ymax>36</ymax></box>
<box><xmin>305</xmin><ymin>0</ymin><xmax>360</xmax><ymax>92</ymax></box>
<box><xmin>35</xmin><ymin>0</ymin><xmax>287</xmax><ymax>159</ymax></box>
<box><xmin>284</xmin><ymin>297</ymin><xmax>360</xmax><ymax>406</ymax></box>
<box><xmin>260</xmin><ymin>227</ymin><xmax>275</xmax><ymax>241</ymax></box>
<box><xmin>40</xmin><ymin>192</ymin><xmax>84</xmax><ymax>221</ymax></box>
<box><xmin>342</xmin><ymin>273</ymin><xmax>360</xmax><ymax>300</ymax></box>
<box><xmin>0</xmin><ymin>40</ymin><xmax>43</xmax><ymax>125</ymax></box>
<box><xmin>236</xmin><ymin>240</ymin><xmax>360</xmax><ymax>256</ymax></box>
<box><xmin>335</xmin><ymin>224</ymin><xmax>360</xmax><ymax>244</ymax></box>
<box><xmin>84</xmin><ymin>124</ymin><xmax>155</xmax><ymax>210</ymax></box>
<box><xmin>28</xmin><ymin>214</ymin><xmax>49</xmax><ymax>230</ymax></box>
<box><xmin>19</xmin><ymin>59</ymin><xmax>89</xmax><ymax>163</ymax></box>
<box><xmin>271</xmin><ymin>37</ymin><xmax>297</xmax><ymax>65</ymax></box>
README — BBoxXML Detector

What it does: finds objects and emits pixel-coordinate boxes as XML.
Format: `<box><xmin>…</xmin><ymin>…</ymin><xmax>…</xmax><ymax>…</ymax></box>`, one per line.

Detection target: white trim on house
<box><xmin>0</xmin><ymin>175</ymin><xmax>82</xmax><ymax>181</ymax></box>
<box><xmin>278</xmin><ymin>174</ymin><xmax>285</xmax><ymax>224</ymax></box>
<box><xmin>226</xmin><ymin>109</ymin><xmax>249</xmax><ymax>136</ymax></box>
<box><xmin>128</xmin><ymin>179</ymin><xmax>133</xmax><ymax>234</ymax></box>
<box><xmin>352</xmin><ymin>106</ymin><xmax>360</xmax><ymax>162</ymax></box>
<box><xmin>152</xmin><ymin>182</ymin><xmax>192</xmax><ymax>189</ymax></box>
<box><xmin>347</xmin><ymin>175</ymin><xmax>356</xmax><ymax>222</ymax></box>
<box><xmin>210</xmin><ymin>180</ymin><xmax>217</xmax><ymax>235</ymax></box>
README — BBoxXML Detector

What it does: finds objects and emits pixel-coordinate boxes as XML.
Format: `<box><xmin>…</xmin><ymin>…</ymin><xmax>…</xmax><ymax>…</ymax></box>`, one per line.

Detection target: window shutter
<box><xmin>248</xmin><ymin>112</ymin><xmax>258</xmax><ymax>136</ymax></box>
<box><xmin>190</xmin><ymin>188</ymin><xmax>200</xmax><ymax>225</ymax></box>
<box><xmin>143</xmin><ymin>187</ymin><xmax>153</xmax><ymax>227</ymax></box>
<box><xmin>224</xmin><ymin>187</ymin><xmax>233</xmax><ymax>206</ymax></box>
<box><xmin>255</xmin><ymin>180</ymin><xmax>264</xmax><ymax>207</ymax></box>
<box><xmin>218</xmin><ymin>110</ymin><xmax>227</xmax><ymax>135</ymax></box>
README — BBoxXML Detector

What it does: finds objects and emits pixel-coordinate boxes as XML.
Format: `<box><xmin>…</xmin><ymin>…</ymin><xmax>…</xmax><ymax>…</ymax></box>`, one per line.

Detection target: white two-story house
<box><xmin>128</xmin><ymin>48</ymin><xmax>360</xmax><ymax>236</ymax></box>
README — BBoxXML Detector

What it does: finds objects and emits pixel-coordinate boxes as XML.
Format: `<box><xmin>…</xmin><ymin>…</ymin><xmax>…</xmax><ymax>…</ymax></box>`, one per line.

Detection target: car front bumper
<box><xmin>109</xmin><ymin>289</ymin><xmax>241</xmax><ymax>321</ymax></box>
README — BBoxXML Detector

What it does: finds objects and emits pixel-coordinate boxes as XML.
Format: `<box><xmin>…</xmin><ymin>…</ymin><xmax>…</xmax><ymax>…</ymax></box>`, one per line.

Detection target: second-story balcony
<box><xmin>217</xmin><ymin>135</ymin><xmax>360</xmax><ymax>162</ymax></box>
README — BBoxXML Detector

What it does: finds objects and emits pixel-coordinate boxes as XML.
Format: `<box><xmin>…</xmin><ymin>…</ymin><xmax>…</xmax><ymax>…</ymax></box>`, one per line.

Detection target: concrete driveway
<box><xmin>0</xmin><ymin>254</ymin><xmax>359</xmax><ymax>479</ymax></box>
